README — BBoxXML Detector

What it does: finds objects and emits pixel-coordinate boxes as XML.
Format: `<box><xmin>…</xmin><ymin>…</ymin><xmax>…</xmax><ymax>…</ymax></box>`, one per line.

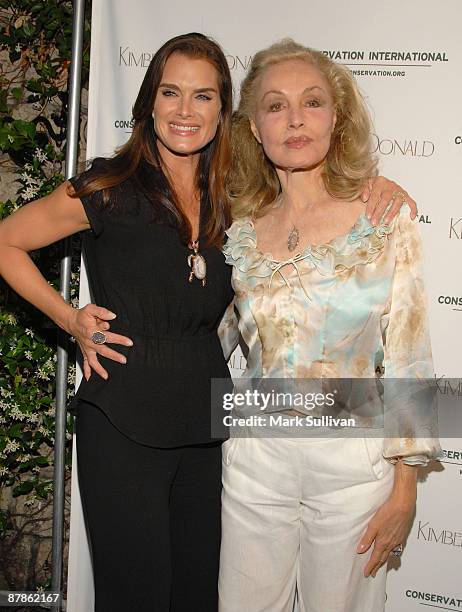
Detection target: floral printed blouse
<box><xmin>218</xmin><ymin>207</ymin><xmax>442</xmax><ymax>465</ymax></box>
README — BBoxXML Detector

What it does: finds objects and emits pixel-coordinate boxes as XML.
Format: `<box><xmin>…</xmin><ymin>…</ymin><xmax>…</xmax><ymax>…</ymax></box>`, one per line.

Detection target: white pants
<box><xmin>219</xmin><ymin>436</ymin><xmax>394</xmax><ymax>612</ymax></box>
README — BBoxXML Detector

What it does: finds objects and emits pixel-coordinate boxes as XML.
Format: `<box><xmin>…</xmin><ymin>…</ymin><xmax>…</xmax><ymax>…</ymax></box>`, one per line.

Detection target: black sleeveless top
<box><xmin>67</xmin><ymin>159</ymin><xmax>234</xmax><ymax>447</ymax></box>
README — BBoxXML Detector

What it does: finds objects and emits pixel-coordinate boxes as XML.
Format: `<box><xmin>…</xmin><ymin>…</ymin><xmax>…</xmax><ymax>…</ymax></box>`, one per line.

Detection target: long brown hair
<box><xmin>69</xmin><ymin>33</ymin><xmax>233</xmax><ymax>247</ymax></box>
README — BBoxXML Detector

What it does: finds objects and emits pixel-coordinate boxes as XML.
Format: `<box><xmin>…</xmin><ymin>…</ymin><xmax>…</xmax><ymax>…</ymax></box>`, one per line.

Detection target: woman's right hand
<box><xmin>66</xmin><ymin>304</ymin><xmax>134</xmax><ymax>381</ymax></box>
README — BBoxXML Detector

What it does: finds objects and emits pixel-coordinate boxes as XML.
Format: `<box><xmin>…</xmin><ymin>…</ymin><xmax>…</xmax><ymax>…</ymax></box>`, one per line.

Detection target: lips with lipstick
<box><xmin>284</xmin><ymin>135</ymin><xmax>313</xmax><ymax>149</ymax></box>
<box><xmin>169</xmin><ymin>122</ymin><xmax>200</xmax><ymax>136</ymax></box>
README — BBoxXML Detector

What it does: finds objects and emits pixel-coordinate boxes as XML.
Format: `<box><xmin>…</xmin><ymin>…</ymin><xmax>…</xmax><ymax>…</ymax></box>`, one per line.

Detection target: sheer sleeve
<box><xmin>218</xmin><ymin>299</ymin><xmax>240</xmax><ymax>362</ymax></box>
<box><xmin>381</xmin><ymin>209</ymin><xmax>442</xmax><ymax>466</ymax></box>
<box><xmin>68</xmin><ymin>157</ymin><xmax>106</xmax><ymax>237</ymax></box>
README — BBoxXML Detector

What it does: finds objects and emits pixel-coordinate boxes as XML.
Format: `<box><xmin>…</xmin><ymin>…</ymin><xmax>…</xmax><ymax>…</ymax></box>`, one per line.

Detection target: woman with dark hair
<box><xmin>0</xmin><ymin>33</ymin><xmax>233</xmax><ymax>612</ymax></box>
<box><xmin>0</xmin><ymin>31</ymin><xmax>417</xmax><ymax>611</ymax></box>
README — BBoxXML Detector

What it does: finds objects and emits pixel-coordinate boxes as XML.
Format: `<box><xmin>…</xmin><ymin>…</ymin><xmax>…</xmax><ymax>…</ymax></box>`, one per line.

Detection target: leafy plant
<box><xmin>0</xmin><ymin>0</ymin><xmax>91</xmax><ymax>596</ymax></box>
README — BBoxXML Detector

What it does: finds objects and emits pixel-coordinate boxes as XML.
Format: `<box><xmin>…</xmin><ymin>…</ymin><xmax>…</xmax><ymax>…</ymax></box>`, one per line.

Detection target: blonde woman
<box><xmin>218</xmin><ymin>40</ymin><xmax>441</xmax><ymax>612</ymax></box>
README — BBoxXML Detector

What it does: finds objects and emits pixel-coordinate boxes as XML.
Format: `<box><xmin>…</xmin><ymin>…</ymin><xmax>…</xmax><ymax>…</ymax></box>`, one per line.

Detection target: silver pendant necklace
<box><xmin>277</xmin><ymin>194</ymin><xmax>301</xmax><ymax>253</ymax></box>
<box><xmin>287</xmin><ymin>225</ymin><xmax>300</xmax><ymax>252</ymax></box>
<box><xmin>187</xmin><ymin>239</ymin><xmax>207</xmax><ymax>286</ymax></box>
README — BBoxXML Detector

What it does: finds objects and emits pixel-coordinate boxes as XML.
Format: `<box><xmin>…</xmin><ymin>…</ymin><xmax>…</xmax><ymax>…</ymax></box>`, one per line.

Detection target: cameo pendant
<box><xmin>187</xmin><ymin>240</ymin><xmax>206</xmax><ymax>286</ymax></box>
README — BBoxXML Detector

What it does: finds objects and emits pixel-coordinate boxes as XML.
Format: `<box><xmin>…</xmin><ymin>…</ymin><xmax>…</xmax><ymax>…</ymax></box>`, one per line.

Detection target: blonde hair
<box><xmin>229</xmin><ymin>39</ymin><xmax>378</xmax><ymax>219</ymax></box>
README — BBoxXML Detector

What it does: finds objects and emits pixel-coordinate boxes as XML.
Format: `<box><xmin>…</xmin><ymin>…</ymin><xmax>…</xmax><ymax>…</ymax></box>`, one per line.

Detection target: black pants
<box><xmin>75</xmin><ymin>402</ymin><xmax>223</xmax><ymax>612</ymax></box>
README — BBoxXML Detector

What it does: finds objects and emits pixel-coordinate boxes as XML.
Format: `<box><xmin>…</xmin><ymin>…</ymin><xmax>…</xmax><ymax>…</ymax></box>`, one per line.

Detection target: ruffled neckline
<box><xmin>223</xmin><ymin>213</ymin><xmax>395</xmax><ymax>278</ymax></box>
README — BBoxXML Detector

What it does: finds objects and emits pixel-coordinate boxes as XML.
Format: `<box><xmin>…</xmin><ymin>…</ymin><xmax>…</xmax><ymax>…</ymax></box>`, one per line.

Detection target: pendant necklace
<box><xmin>287</xmin><ymin>224</ymin><xmax>300</xmax><ymax>252</ymax></box>
<box><xmin>277</xmin><ymin>194</ymin><xmax>301</xmax><ymax>253</ymax></box>
<box><xmin>187</xmin><ymin>239</ymin><xmax>207</xmax><ymax>286</ymax></box>
<box><xmin>186</xmin><ymin>193</ymin><xmax>206</xmax><ymax>286</ymax></box>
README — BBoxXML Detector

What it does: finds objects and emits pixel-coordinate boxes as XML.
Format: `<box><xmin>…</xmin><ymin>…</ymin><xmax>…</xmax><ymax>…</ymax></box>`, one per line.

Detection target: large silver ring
<box><xmin>91</xmin><ymin>331</ymin><xmax>107</xmax><ymax>345</ymax></box>
<box><xmin>391</xmin><ymin>545</ymin><xmax>403</xmax><ymax>557</ymax></box>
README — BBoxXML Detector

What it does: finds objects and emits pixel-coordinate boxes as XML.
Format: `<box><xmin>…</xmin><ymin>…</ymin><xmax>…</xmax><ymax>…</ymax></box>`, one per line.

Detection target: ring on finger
<box><xmin>390</xmin><ymin>544</ymin><xmax>403</xmax><ymax>557</ymax></box>
<box><xmin>91</xmin><ymin>330</ymin><xmax>107</xmax><ymax>345</ymax></box>
<box><xmin>392</xmin><ymin>190</ymin><xmax>407</xmax><ymax>206</ymax></box>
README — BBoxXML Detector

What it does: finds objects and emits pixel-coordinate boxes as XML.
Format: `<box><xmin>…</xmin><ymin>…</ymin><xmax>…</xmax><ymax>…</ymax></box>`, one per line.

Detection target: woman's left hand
<box><xmin>356</xmin><ymin>463</ymin><xmax>417</xmax><ymax>578</ymax></box>
<box><xmin>361</xmin><ymin>177</ymin><xmax>418</xmax><ymax>226</ymax></box>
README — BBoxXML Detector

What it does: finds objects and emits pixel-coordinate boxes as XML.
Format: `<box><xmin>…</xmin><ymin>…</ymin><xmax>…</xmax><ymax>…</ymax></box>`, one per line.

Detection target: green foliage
<box><xmin>0</xmin><ymin>1</ymin><xmax>91</xmax><ymax>528</ymax></box>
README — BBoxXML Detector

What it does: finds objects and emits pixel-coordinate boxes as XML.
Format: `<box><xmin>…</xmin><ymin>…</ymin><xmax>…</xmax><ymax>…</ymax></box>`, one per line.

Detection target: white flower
<box><xmin>8</xmin><ymin>135</ymin><xmax>14</xmax><ymax>143</ymax></box>
<box><xmin>24</xmin><ymin>163</ymin><xmax>33</xmax><ymax>171</ymax></box>
<box><xmin>22</xmin><ymin>185</ymin><xmax>39</xmax><ymax>201</ymax></box>
<box><xmin>25</xmin><ymin>350</ymin><xmax>33</xmax><ymax>360</ymax></box>
<box><xmin>37</xmin><ymin>370</ymin><xmax>50</xmax><ymax>381</ymax></box>
<box><xmin>67</xmin><ymin>363</ymin><xmax>76</xmax><ymax>385</ymax></box>
<box><xmin>15</xmin><ymin>43</ymin><xmax>21</xmax><ymax>52</ymax></box>
<box><xmin>25</xmin><ymin>328</ymin><xmax>34</xmax><ymax>337</ymax></box>
<box><xmin>0</xmin><ymin>467</ymin><xmax>9</xmax><ymax>476</ymax></box>
<box><xmin>4</xmin><ymin>440</ymin><xmax>20</xmax><ymax>454</ymax></box>
<box><xmin>10</xmin><ymin>406</ymin><xmax>26</xmax><ymax>421</ymax></box>
<box><xmin>20</xmin><ymin>172</ymin><xmax>33</xmax><ymax>184</ymax></box>
<box><xmin>0</xmin><ymin>388</ymin><xmax>13</xmax><ymax>398</ymax></box>
<box><xmin>27</xmin><ymin>413</ymin><xmax>40</xmax><ymax>424</ymax></box>
<box><xmin>6</xmin><ymin>314</ymin><xmax>17</xmax><ymax>325</ymax></box>
<box><xmin>34</xmin><ymin>148</ymin><xmax>47</xmax><ymax>163</ymax></box>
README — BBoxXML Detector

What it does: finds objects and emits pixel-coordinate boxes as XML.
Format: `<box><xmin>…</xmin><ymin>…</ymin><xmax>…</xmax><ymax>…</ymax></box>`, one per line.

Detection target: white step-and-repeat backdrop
<box><xmin>66</xmin><ymin>1</ymin><xmax>462</xmax><ymax>610</ymax></box>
